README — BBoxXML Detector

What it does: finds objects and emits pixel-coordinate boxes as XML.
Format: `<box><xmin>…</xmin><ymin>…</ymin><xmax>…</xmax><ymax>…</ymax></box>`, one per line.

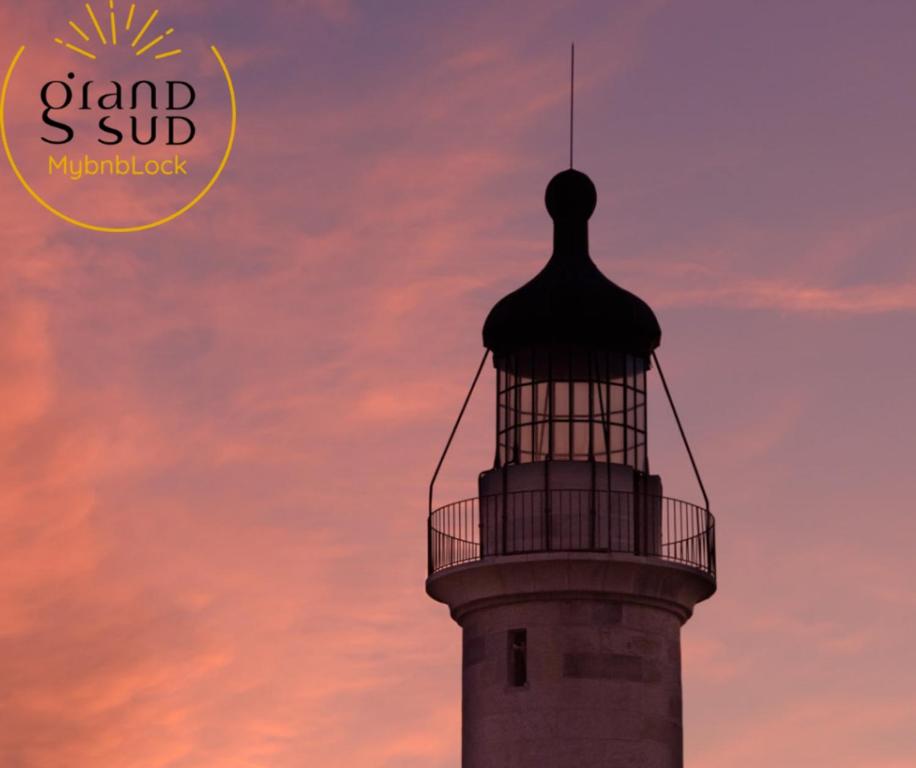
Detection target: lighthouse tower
<box><xmin>426</xmin><ymin>169</ymin><xmax>716</xmax><ymax>768</ymax></box>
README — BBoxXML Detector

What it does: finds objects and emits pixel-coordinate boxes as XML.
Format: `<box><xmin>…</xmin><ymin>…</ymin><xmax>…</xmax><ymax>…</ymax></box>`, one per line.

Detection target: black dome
<box><xmin>545</xmin><ymin>168</ymin><xmax>597</xmax><ymax>221</ymax></box>
<box><xmin>483</xmin><ymin>169</ymin><xmax>661</xmax><ymax>357</ymax></box>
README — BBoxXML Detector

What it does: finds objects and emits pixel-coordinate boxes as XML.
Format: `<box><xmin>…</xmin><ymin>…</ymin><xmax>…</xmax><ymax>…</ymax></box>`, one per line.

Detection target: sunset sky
<box><xmin>2</xmin><ymin>1</ymin><xmax>916</xmax><ymax>766</ymax></box>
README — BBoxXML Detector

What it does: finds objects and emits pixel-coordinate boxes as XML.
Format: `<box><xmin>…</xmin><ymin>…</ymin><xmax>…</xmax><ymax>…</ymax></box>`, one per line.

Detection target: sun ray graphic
<box><xmin>53</xmin><ymin>3</ymin><xmax>180</xmax><ymax>62</ymax></box>
<box><xmin>84</xmin><ymin>3</ymin><xmax>107</xmax><ymax>44</ymax></box>
<box><xmin>136</xmin><ymin>27</ymin><xmax>173</xmax><ymax>56</ymax></box>
<box><xmin>131</xmin><ymin>9</ymin><xmax>158</xmax><ymax>48</ymax></box>
<box><xmin>109</xmin><ymin>0</ymin><xmax>118</xmax><ymax>46</ymax></box>
<box><xmin>54</xmin><ymin>37</ymin><xmax>97</xmax><ymax>60</ymax></box>
<box><xmin>68</xmin><ymin>20</ymin><xmax>91</xmax><ymax>42</ymax></box>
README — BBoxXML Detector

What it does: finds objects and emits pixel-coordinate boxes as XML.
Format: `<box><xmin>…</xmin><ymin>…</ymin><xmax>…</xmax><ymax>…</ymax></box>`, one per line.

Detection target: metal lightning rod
<box><xmin>570</xmin><ymin>42</ymin><xmax>575</xmax><ymax>168</ymax></box>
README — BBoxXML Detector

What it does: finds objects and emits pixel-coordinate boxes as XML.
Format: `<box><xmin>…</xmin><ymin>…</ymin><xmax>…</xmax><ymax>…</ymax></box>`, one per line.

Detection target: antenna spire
<box><xmin>569</xmin><ymin>42</ymin><xmax>575</xmax><ymax>169</ymax></box>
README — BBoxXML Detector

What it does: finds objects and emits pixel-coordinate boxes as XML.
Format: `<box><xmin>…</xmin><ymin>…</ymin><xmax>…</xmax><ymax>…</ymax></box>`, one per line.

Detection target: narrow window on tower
<box><xmin>508</xmin><ymin>629</ymin><xmax>527</xmax><ymax>687</ymax></box>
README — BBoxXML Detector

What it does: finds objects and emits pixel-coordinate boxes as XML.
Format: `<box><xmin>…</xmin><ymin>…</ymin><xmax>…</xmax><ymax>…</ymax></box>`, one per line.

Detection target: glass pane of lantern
<box><xmin>554</xmin><ymin>382</ymin><xmax>569</xmax><ymax>417</ymax></box>
<box><xmin>536</xmin><ymin>382</ymin><xmax>550</xmax><ymax>420</ymax></box>
<box><xmin>534</xmin><ymin>420</ymin><xmax>549</xmax><ymax>460</ymax></box>
<box><xmin>610</xmin><ymin>424</ymin><xmax>625</xmax><ymax>455</ymax></box>
<box><xmin>591</xmin><ymin>422</ymin><xmax>607</xmax><ymax>459</ymax></box>
<box><xmin>609</xmin><ymin>382</ymin><xmax>623</xmax><ymax>416</ymax></box>
<box><xmin>505</xmin><ymin>397</ymin><xmax>517</xmax><ymax>430</ymax></box>
<box><xmin>553</xmin><ymin>421</ymin><xmax>570</xmax><ymax>458</ymax></box>
<box><xmin>634</xmin><ymin>380</ymin><xmax>646</xmax><ymax>405</ymax></box>
<box><xmin>591</xmin><ymin>382</ymin><xmax>606</xmax><ymax>421</ymax></box>
<box><xmin>519</xmin><ymin>384</ymin><xmax>533</xmax><ymax>422</ymax></box>
<box><xmin>573</xmin><ymin>382</ymin><xmax>589</xmax><ymax>418</ymax></box>
<box><xmin>573</xmin><ymin>421</ymin><xmax>590</xmax><ymax>460</ymax></box>
<box><xmin>519</xmin><ymin>425</ymin><xmax>533</xmax><ymax>461</ymax></box>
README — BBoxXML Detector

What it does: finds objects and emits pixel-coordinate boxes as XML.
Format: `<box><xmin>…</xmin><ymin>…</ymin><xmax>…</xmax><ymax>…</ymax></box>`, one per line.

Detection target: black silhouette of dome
<box><xmin>545</xmin><ymin>167</ymin><xmax>597</xmax><ymax>221</ymax></box>
<box><xmin>483</xmin><ymin>169</ymin><xmax>661</xmax><ymax>357</ymax></box>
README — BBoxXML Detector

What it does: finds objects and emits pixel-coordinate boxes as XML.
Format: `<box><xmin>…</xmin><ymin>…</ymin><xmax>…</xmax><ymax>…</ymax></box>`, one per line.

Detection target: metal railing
<box><xmin>428</xmin><ymin>488</ymin><xmax>716</xmax><ymax>579</ymax></box>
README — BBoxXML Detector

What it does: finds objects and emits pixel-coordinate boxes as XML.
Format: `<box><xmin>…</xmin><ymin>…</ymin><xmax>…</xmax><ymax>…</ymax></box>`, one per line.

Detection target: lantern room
<box><xmin>482</xmin><ymin>170</ymin><xmax>661</xmax><ymax>488</ymax></box>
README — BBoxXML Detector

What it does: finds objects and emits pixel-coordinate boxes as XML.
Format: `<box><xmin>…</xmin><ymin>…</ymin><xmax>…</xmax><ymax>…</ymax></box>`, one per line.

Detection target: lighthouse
<box><xmin>426</xmin><ymin>168</ymin><xmax>717</xmax><ymax>767</ymax></box>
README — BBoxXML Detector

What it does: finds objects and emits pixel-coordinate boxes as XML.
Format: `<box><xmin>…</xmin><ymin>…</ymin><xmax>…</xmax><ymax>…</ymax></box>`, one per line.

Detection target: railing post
<box><xmin>501</xmin><ymin>488</ymin><xmax>508</xmax><ymax>556</ymax></box>
<box><xmin>477</xmin><ymin>496</ymin><xmax>485</xmax><ymax>560</ymax></box>
<box><xmin>709</xmin><ymin>515</ymin><xmax>717</xmax><ymax>576</ymax></box>
<box><xmin>633</xmin><ymin>475</ymin><xmax>643</xmax><ymax>556</ymax></box>
<box><xmin>427</xmin><ymin>511</ymin><xmax>433</xmax><ymax>575</ymax></box>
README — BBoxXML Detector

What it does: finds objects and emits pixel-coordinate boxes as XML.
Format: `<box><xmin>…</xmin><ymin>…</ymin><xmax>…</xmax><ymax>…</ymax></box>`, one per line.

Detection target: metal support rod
<box><xmin>429</xmin><ymin>350</ymin><xmax>491</xmax><ymax>516</ymax></box>
<box><xmin>569</xmin><ymin>42</ymin><xmax>575</xmax><ymax>169</ymax></box>
<box><xmin>652</xmin><ymin>352</ymin><xmax>710</xmax><ymax>512</ymax></box>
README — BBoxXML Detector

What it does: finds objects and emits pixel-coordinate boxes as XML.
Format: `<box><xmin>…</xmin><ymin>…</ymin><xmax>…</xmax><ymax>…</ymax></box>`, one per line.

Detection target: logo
<box><xmin>1</xmin><ymin>2</ymin><xmax>237</xmax><ymax>233</ymax></box>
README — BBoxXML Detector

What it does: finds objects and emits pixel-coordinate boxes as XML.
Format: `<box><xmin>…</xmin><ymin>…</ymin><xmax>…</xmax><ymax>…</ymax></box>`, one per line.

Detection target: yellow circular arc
<box><xmin>1</xmin><ymin>44</ymin><xmax>237</xmax><ymax>234</ymax></box>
